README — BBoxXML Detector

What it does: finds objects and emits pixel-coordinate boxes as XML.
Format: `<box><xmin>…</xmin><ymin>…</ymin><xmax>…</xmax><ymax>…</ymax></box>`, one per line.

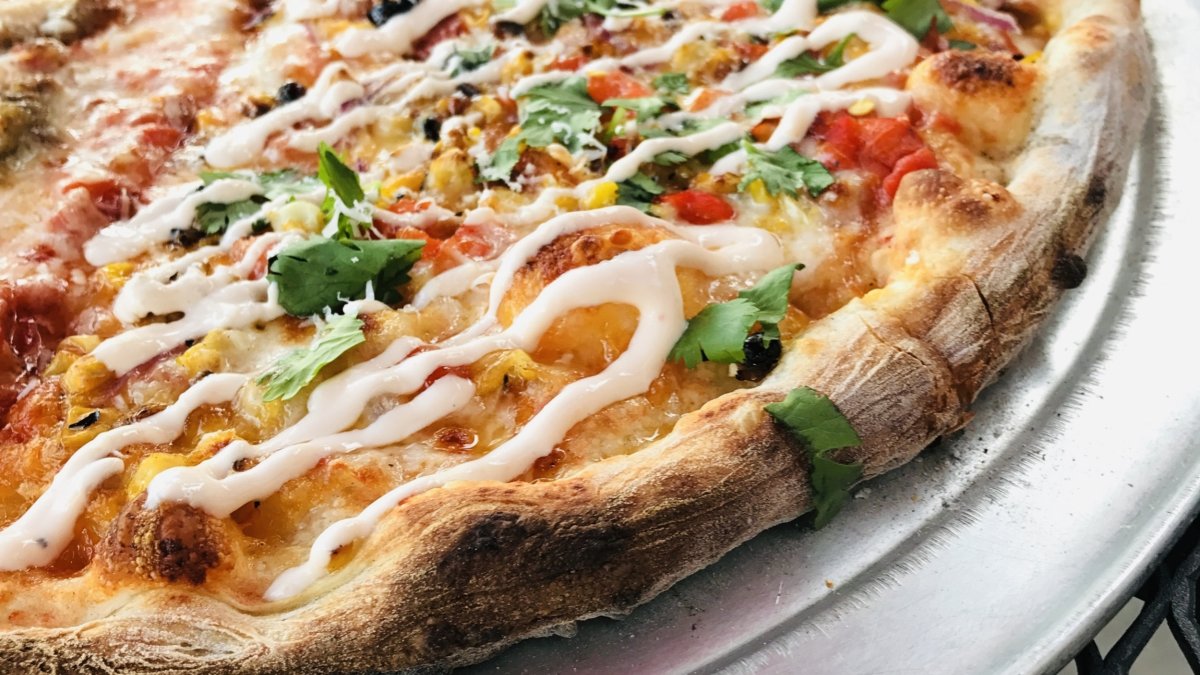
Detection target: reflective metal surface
<box><xmin>467</xmin><ymin>5</ymin><xmax>1200</xmax><ymax>673</ymax></box>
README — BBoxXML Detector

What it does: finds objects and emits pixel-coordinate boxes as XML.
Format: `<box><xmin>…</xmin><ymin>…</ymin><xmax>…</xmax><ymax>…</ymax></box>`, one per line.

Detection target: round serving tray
<box><xmin>464</xmin><ymin>4</ymin><xmax>1200</xmax><ymax>673</ymax></box>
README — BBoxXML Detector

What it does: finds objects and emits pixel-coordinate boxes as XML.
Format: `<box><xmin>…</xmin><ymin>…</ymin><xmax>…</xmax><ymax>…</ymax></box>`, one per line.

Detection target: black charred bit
<box><xmin>736</xmin><ymin>332</ymin><xmax>782</xmax><ymax>381</ymax></box>
<box><xmin>422</xmin><ymin>117</ymin><xmax>442</xmax><ymax>141</ymax></box>
<box><xmin>1051</xmin><ymin>252</ymin><xmax>1088</xmax><ymax>290</ymax></box>
<box><xmin>368</xmin><ymin>0</ymin><xmax>419</xmax><ymax>27</ymax></box>
<box><xmin>276</xmin><ymin>81</ymin><xmax>307</xmax><ymax>105</ymax></box>
<box><xmin>68</xmin><ymin>410</ymin><xmax>101</xmax><ymax>430</ymax></box>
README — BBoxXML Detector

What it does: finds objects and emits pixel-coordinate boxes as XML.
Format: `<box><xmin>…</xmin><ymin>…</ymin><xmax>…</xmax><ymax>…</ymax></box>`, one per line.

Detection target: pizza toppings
<box><xmin>0</xmin><ymin>0</ymin><xmax>1050</xmax><ymax>599</ymax></box>
<box><xmin>765</xmin><ymin>386</ymin><xmax>862</xmax><ymax>528</ymax></box>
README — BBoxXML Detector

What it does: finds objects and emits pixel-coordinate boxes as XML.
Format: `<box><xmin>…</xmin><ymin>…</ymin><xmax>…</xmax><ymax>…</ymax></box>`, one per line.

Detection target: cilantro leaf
<box><xmin>317</xmin><ymin>142</ymin><xmax>364</xmax><ymax>207</ymax></box>
<box><xmin>479</xmin><ymin>78</ymin><xmax>602</xmax><ymax>181</ymax></box>
<box><xmin>602</xmin><ymin>96</ymin><xmax>667</xmax><ymax>120</ymax></box>
<box><xmin>652</xmin><ymin>150</ymin><xmax>690</xmax><ymax>166</ymax></box>
<box><xmin>881</xmin><ymin>0</ymin><xmax>952</xmax><ymax>37</ymax></box>
<box><xmin>257</xmin><ymin>314</ymin><xmax>366</xmax><ymax>401</ymax></box>
<box><xmin>267</xmin><ymin>238</ymin><xmax>425</xmax><ymax>316</ymax></box>
<box><xmin>668</xmin><ymin>298</ymin><xmax>760</xmax><ymax>368</ymax></box>
<box><xmin>738</xmin><ymin>263</ymin><xmax>802</xmax><ymax>327</ymax></box>
<box><xmin>316</xmin><ymin>142</ymin><xmax>369</xmax><ymax>239</ymax></box>
<box><xmin>615</xmin><ymin>171</ymin><xmax>664</xmax><ymax>212</ymax></box>
<box><xmin>738</xmin><ymin>141</ymin><xmax>834</xmax><ymax>198</ymax></box>
<box><xmin>653</xmin><ymin>72</ymin><xmax>691</xmax><ymax>96</ymax></box>
<box><xmin>447</xmin><ymin>44</ymin><xmax>495</xmax><ymax>77</ymax></box>
<box><xmin>193</xmin><ymin>170</ymin><xmax>320</xmax><ymax>236</ymax></box>
<box><xmin>195</xmin><ymin>200</ymin><xmax>264</xmax><ymax>236</ymax></box>
<box><xmin>764</xmin><ymin>386</ymin><xmax>863</xmax><ymax>529</ymax></box>
<box><xmin>480</xmin><ymin>136</ymin><xmax>523</xmax><ymax>183</ymax></box>
<box><xmin>775</xmin><ymin>34</ymin><xmax>854</xmax><ymax>78</ymax></box>
<box><xmin>670</xmin><ymin>263</ymin><xmax>801</xmax><ymax>366</ymax></box>
<box><xmin>745</xmin><ymin>90</ymin><xmax>805</xmax><ymax>119</ymax></box>
<box><xmin>760</xmin><ymin>0</ymin><xmax>784</xmax><ymax>12</ymax></box>
<box><xmin>764</xmin><ymin>386</ymin><xmax>861</xmax><ymax>452</ymax></box>
<box><xmin>538</xmin><ymin>0</ymin><xmax>586</xmax><ymax>35</ymax></box>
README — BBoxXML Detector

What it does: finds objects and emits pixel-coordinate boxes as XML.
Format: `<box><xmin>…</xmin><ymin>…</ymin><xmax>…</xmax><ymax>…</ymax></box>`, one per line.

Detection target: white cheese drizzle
<box><xmin>0</xmin><ymin>373</ymin><xmax>247</xmax><ymax>570</ymax></box>
<box><xmin>0</xmin><ymin>0</ymin><xmax>927</xmax><ymax>598</ymax></box>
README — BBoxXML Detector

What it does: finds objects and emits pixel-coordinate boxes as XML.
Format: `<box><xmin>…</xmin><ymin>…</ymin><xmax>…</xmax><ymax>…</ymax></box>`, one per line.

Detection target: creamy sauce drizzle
<box><xmin>0</xmin><ymin>0</ymin><xmax>926</xmax><ymax>599</ymax></box>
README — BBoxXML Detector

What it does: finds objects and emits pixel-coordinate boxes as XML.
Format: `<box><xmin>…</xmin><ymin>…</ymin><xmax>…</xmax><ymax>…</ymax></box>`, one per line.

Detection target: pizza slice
<box><xmin>0</xmin><ymin>0</ymin><xmax>1148</xmax><ymax>671</ymax></box>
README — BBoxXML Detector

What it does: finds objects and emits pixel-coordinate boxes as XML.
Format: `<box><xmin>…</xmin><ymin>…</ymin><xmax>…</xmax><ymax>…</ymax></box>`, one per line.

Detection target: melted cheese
<box><xmin>0</xmin><ymin>0</ymin><xmax>932</xmax><ymax>599</ymax></box>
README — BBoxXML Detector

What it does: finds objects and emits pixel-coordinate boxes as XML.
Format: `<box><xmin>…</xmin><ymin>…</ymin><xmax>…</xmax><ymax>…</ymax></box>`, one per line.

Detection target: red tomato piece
<box><xmin>550</xmin><ymin>54</ymin><xmax>587</xmax><ymax>71</ymax></box>
<box><xmin>413</xmin><ymin>14</ymin><xmax>467</xmax><ymax>60</ymax></box>
<box><xmin>433</xmin><ymin>223</ymin><xmax>509</xmax><ymax>272</ymax></box>
<box><xmin>720</xmin><ymin>0</ymin><xmax>761</xmax><ymax>20</ymax></box>
<box><xmin>659</xmin><ymin>190</ymin><xmax>735</xmax><ymax>225</ymax></box>
<box><xmin>881</xmin><ymin>147</ymin><xmax>938</xmax><ymax>199</ymax></box>
<box><xmin>857</xmin><ymin>117</ymin><xmax>925</xmax><ymax>173</ymax></box>
<box><xmin>587</xmin><ymin>71</ymin><xmax>653</xmax><ymax>104</ymax></box>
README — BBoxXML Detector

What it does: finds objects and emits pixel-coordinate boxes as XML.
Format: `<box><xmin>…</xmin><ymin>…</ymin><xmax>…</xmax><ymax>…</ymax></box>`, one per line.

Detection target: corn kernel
<box><xmin>586</xmin><ymin>182</ymin><xmax>619</xmax><ymax>209</ymax></box>
<box><xmin>268</xmin><ymin>200</ymin><xmax>324</xmax><ymax>234</ymax></box>
<box><xmin>473</xmin><ymin>95</ymin><xmax>504</xmax><ymax>123</ymax></box>
<box><xmin>195</xmin><ymin>109</ymin><xmax>221</xmax><ymax>132</ymax></box>
<box><xmin>501</xmin><ymin>51</ymin><xmax>534</xmax><ymax>85</ymax></box>
<box><xmin>468</xmin><ymin>126</ymin><xmax>482</xmax><ymax>140</ymax></box>
<box><xmin>474</xmin><ymin>350</ymin><xmax>542</xmax><ymax>395</ymax></box>
<box><xmin>61</xmin><ymin>355</ymin><xmax>113</xmax><ymax>396</ymax></box>
<box><xmin>848</xmin><ymin>98</ymin><xmax>876</xmax><ymax>116</ymax></box>
<box><xmin>45</xmin><ymin>335</ymin><xmax>101</xmax><ymax>376</ymax></box>
<box><xmin>176</xmin><ymin>330</ymin><xmax>236</xmax><ymax>377</ymax></box>
<box><xmin>380</xmin><ymin>170</ymin><xmax>425</xmax><ymax>202</ymax></box>
<box><xmin>428</xmin><ymin>149</ymin><xmax>475</xmax><ymax>207</ymax></box>
<box><xmin>60</xmin><ymin>406</ymin><xmax>116</xmax><ymax>451</ymax></box>
<box><xmin>1022</xmin><ymin>50</ymin><xmax>1043</xmax><ymax>64</ymax></box>
<box><xmin>747</xmin><ymin>179</ymin><xmax>773</xmax><ymax>204</ymax></box>
<box><xmin>126</xmin><ymin>453</ymin><xmax>189</xmax><ymax>498</ymax></box>
<box><xmin>102</xmin><ymin>262</ymin><xmax>135</xmax><ymax>290</ymax></box>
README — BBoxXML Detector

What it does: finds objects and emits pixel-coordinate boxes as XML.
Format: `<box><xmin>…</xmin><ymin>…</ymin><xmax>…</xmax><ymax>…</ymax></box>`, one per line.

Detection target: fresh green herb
<box><xmin>738</xmin><ymin>141</ymin><xmax>834</xmax><ymax>198</ymax></box>
<box><xmin>947</xmin><ymin>39</ymin><xmax>977</xmax><ymax>50</ymax></box>
<box><xmin>814</xmin><ymin>0</ymin><xmax>952</xmax><ymax>37</ymax></box>
<box><xmin>257</xmin><ymin>314</ymin><xmax>366</xmax><ymax>401</ymax></box>
<box><xmin>316</xmin><ymin>142</ymin><xmax>369</xmax><ymax>239</ymax></box>
<box><xmin>195</xmin><ymin>200</ymin><xmax>263</xmax><ymax>236</ymax></box>
<box><xmin>652</xmin><ymin>150</ymin><xmax>690</xmax><ymax>166</ymax></box>
<box><xmin>616</xmin><ymin>171</ymin><xmax>664</xmax><ymax>212</ymax></box>
<box><xmin>537</xmin><ymin>0</ymin><xmax>664</xmax><ymax>36</ymax></box>
<box><xmin>479</xmin><ymin>78</ymin><xmax>602</xmax><ymax>181</ymax></box>
<box><xmin>447</xmin><ymin>44</ymin><xmax>495</xmax><ymax>77</ymax></box>
<box><xmin>267</xmin><ymin>238</ymin><xmax>425</xmax><ymax>316</ymax></box>
<box><xmin>317</xmin><ymin>142</ymin><xmax>364</xmax><ymax>207</ymax></box>
<box><xmin>479</xmin><ymin>136</ymin><xmax>523</xmax><ymax>183</ymax></box>
<box><xmin>653</xmin><ymin>72</ymin><xmax>691</xmax><ymax>96</ymax></box>
<box><xmin>775</xmin><ymin>33</ymin><xmax>854</xmax><ymax>78</ymax></box>
<box><xmin>745</xmin><ymin>90</ymin><xmax>805</xmax><ymax>118</ymax></box>
<box><xmin>602</xmin><ymin>96</ymin><xmax>667</xmax><ymax>120</ymax></box>
<box><xmin>760</xmin><ymin>0</ymin><xmax>784</xmax><ymax>13</ymax></box>
<box><xmin>765</xmin><ymin>386</ymin><xmax>863</xmax><ymax>528</ymax></box>
<box><xmin>492</xmin><ymin>0</ymin><xmax>516</xmax><ymax>10</ymax></box>
<box><xmin>880</xmin><ymin>0</ymin><xmax>952</xmax><ymax>37</ymax></box>
<box><xmin>194</xmin><ymin>170</ymin><xmax>321</xmax><ymax>235</ymax></box>
<box><xmin>668</xmin><ymin>263</ymin><xmax>802</xmax><ymax>367</ymax></box>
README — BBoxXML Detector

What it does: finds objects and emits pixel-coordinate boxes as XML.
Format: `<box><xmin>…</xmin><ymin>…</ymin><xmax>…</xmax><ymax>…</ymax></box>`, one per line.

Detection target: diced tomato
<box><xmin>658</xmin><ymin>190</ymin><xmax>735</xmax><ymax>225</ymax></box>
<box><xmin>809</xmin><ymin>110</ymin><xmax>937</xmax><ymax>205</ymax></box>
<box><xmin>720</xmin><ymin>0</ymin><xmax>761</xmax><ymax>21</ymax></box>
<box><xmin>550</xmin><ymin>54</ymin><xmax>587</xmax><ymax>71</ymax></box>
<box><xmin>422</xmin><ymin>364</ymin><xmax>473</xmax><ymax>390</ymax></box>
<box><xmin>413</xmin><ymin>14</ymin><xmax>467</xmax><ymax>60</ymax></box>
<box><xmin>688</xmin><ymin>88</ymin><xmax>729</xmax><ymax>112</ymax></box>
<box><xmin>732</xmin><ymin>41</ymin><xmax>769</xmax><ymax>62</ymax></box>
<box><xmin>857</xmin><ymin>117</ymin><xmax>925</xmax><ymax>173</ymax></box>
<box><xmin>432</xmin><ymin>223</ymin><xmax>510</xmax><ymax>272</ymax></box>
<box><xmin>881</xmin><ymin>147</ymin><xmax>938</xmax><ymax>200</ymax></box>
<box><xmin>750</xmin><ymin>119</ymin><xmax>778</xmax><ymax>143</ymax></box>
<box><xmin>587</xmin><ymin>71</ymin><xmax>653</xmax><ymax>104</ymax></box>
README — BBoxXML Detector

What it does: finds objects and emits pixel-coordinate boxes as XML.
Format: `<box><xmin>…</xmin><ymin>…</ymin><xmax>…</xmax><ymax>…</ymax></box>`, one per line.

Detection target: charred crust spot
<box><xmin>933</xmin><ymin>51</ymin><xmax>1019</xmax><ymax>94</ymax></box>
<box><xmin>1051</xmin><ymin>252</ymin><xmax>1088</xmax><ymax>290</ymax></box>
<box><xmin>522</xmin><ymin>225</ymin><xmax>672</xmax><ymax>288</ymax></box>
<box><xmin>436</xmin><ymin>509</ymin><xmax>632</xmax><ymax>584</ymax></box>
<box><xmin>98</xmin><ymin>497</ymin><xmax>227</xmax><ymax>585</ymax></box>
<box><xmin>1084</xmin><ymin>173</ymin><xmax>1108</xmax><ymax>212</ymax></box>
<box><xmin>432</xmin><ymin>425</ymin><xmax>479</xmax><ymax>452</ymax></box>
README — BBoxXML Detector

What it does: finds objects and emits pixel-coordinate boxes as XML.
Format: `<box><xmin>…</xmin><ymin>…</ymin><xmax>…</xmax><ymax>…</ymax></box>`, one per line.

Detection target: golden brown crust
<box><xmin>0</xmin><ymin>0</ymin><xmax>1151</xmax><ymax>671</ymax></box>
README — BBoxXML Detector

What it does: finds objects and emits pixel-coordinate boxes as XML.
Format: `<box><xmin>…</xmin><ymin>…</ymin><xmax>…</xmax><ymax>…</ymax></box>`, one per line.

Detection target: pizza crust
<box><xmin>0</xmin><ymin>0</ymin><xmax>1151</xmax><ymax>671</ymax></box>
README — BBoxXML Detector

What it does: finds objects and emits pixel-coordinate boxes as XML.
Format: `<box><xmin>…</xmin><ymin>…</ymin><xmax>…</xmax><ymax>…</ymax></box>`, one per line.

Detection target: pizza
<box><xmin>0</xmin><ymin>0</ymin><xmax>1148</xmax><ymax>671</ymax></box>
